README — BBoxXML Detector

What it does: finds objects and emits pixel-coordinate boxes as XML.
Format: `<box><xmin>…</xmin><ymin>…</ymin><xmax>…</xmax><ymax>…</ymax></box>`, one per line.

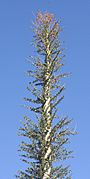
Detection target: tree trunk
<box><xmin>41</xmin><ymin>34</ymin><xmax>52</xmax><ymax>179</ymax></box>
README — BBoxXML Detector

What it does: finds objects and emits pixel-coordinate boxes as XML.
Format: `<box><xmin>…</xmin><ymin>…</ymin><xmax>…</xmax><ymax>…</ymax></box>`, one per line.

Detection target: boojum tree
<box><xmin>17</xmin><ymin>12</ymin><xmax>74</xmax><ymax>179</ymax></box>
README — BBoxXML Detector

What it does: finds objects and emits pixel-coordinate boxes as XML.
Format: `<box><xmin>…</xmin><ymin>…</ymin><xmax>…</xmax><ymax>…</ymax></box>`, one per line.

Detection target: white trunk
<box><xmin>42</xmin><ymin>33</ymin><xmax>52</xmax><ymax>179</ymax></box>
<box><xmin>42</xmin><ymin>78</ymin><xmax>51</xmax><ymax>179</ymax></box>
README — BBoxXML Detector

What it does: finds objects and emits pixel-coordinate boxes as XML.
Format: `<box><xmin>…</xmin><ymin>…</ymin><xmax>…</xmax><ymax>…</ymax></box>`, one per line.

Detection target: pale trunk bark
<box><xmin>42</xmin><ymin>36</ymin><xmax>52</xmax><ymax>179</ymax></box>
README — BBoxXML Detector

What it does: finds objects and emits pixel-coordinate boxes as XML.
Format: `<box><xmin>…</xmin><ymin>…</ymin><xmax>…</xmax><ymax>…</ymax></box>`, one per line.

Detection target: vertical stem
<box><xmin>41</xmin><ymin>31</ymin><xmax>52</xmax><ymax>179</ymax></box>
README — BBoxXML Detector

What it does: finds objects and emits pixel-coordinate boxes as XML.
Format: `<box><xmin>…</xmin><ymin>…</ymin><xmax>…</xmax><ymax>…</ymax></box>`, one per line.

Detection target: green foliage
<box><xmin>16</xmin><ymin>11</ymin><xmax>75</xmax><ymax>179</ymax></box>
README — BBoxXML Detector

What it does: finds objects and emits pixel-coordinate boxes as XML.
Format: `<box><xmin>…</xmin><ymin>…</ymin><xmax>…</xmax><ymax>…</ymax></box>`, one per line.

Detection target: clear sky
<box><xmin>0</xmin><ymin>0</ymin><xmax>90</xmax><ymax>178</ymax></box>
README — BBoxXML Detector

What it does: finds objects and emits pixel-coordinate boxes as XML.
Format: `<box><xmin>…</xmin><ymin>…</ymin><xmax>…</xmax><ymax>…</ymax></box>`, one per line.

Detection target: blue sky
<box><xmin>0</xmin><ymin>0</ymin><xmax>90</xmax><ymax>178</ymax></box>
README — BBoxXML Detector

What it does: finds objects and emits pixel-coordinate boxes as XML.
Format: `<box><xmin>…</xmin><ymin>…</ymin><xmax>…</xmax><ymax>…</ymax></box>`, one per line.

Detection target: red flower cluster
<box><xmin>36</xmin><ymin>11</ymin><xmax>54</xmax><ymax>25</ymax></box>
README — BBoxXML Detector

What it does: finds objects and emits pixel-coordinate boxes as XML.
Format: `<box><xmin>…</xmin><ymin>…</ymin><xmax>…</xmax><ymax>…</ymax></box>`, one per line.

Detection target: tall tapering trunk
<box><xmin>41</xmin><ymin>32</ymin><xmax>52</xmax><ymax>179</ymax></box>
